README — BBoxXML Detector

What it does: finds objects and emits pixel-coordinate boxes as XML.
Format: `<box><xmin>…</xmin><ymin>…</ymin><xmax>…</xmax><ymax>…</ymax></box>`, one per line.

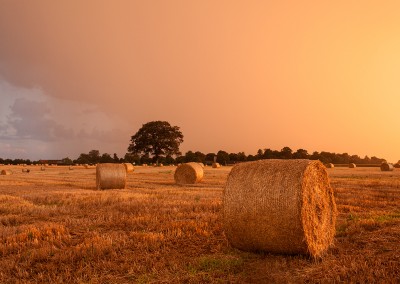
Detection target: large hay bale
<box><xmin>380</xmin><ymin>162</ymin><xmax>394</xmax><ymax>171</ymax></box>
<box><xmin>123</xmin><ymin>163</ymin><xmax>135</xmax><ymax>173</ymax></box>
<box><xmin>325</xmin><ymin>163</ymin><xmax>334</xmax><ymax>168</ymax></box>
<box><xmin>1</xmin><ymin>170</ymin><xmax>12</xmax><ymax>175</ymax></box>
<box><xmin>394</xmin><ymin>163</ymin><xmax>400</xmax><ymax>168</ymax></box>
<box><xmin>96</xmin><ymin>163</ymin><xmax>126</xmax><ymax>190</ymax></box>
<box><xmin>223</xmin><ymin>159</ymin><xmax>336</xmax><ymax>258</ymax></box>
<box><xmin>212</xmin><ymin>162</ymin><xmax>221</xmax><ymax>168</ymax></box>
<box><xmin>198</xmin><ymin>162</ymin><xmax>205</xmax><ymax>168</ymax></box>
<box><xmin>174</xmin><ymin>162</ymin><xmax>204</xmax><ymax>184</ymax></box>
<box><xmin>349</xmin><ymin>163</ymin><xmax>356</xmax><ymax>168</ymax></box>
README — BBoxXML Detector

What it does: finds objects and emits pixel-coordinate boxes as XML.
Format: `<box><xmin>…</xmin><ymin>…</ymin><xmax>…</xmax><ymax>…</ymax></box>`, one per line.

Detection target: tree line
<box><xmin>0</xmin><ymin>147</ymin><xmax>387</xmax><ymax>166</ymax></box>
<box><xmin>0</xmin><ymin>121</ymin><xmax>389</xmax><ymax>166</ymax></box>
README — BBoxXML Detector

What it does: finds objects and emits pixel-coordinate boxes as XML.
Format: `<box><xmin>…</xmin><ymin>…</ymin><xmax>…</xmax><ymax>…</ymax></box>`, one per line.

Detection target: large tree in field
<box><xmin>128</xmin><ymin>121</ymin><xmax>184</xmax><ymax>163</ymax></box>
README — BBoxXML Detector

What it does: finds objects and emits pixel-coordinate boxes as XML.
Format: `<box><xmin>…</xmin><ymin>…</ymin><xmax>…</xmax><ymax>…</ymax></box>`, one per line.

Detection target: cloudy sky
<box><xmin>1</xmin><ymin>1</ymin><xmax>400</xmax><ymax>161</ymax></box>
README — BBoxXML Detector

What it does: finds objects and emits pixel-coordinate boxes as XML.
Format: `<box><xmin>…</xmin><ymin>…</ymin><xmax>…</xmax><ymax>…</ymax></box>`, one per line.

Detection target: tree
<box><xmin>280</xmin><ymin>147</ymin><xmax>293</xmax><ymax>159</ymax></box>
<box><xmin>100</xmin><ymin>153</ymin><xmax>114</xmax><ymax>163</ymax></box>
<box><xmin>61</xmin><ymin>157</ymin><xmax>73</xmax><ymax>165</ymax></box>
<box><xmin>216</xmin><ymin>150</ymin><xmax>230</xmax><ymax>165</ymax></box>
<box><xmin>88</xmin><ymin>150</ymin><xmax>101</xmax><ymax>164</ymax></box>
<box><xmin>128</xmin><ymin>121</ymin><xmax>184</xmax><ymax>163</ymax></box>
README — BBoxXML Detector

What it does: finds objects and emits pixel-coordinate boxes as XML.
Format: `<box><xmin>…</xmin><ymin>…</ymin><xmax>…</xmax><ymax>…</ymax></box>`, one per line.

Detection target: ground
<box><xmin>0</xmin><ymin>164</ymin><xmax>399</xmax><ymax>283</ymax></box>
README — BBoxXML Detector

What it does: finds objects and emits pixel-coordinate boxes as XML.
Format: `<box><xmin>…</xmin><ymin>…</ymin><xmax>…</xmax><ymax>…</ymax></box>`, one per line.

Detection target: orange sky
<box><xmin>1</xmin><ymin>1</ymin><xmax>400</xmax><ymax>161</ymax></box>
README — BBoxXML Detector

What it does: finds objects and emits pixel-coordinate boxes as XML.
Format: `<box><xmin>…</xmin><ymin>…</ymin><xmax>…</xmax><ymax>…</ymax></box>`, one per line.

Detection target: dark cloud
<box><xmin>4</xmin><ymin>98</ymin><xmax>74</xmax><ymax>141</ymax></box>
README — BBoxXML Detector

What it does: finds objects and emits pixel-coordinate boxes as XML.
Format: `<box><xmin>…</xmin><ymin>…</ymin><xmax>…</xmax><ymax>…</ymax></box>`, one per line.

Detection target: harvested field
<box><xmin>0</xmin><ymin>164</ymin><xmax>399</xmax><ymax>283</ymax></box>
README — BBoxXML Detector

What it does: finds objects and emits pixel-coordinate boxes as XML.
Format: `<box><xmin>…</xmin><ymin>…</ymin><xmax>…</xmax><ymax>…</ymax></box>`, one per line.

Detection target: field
<box><xmin>0</xmin><ymin>164</ymin><xmax>399</xmax><ymax>283</ymax></box>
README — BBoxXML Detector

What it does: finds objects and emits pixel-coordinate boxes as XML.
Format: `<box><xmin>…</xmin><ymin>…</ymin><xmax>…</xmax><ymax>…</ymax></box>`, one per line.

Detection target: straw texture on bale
<box><xmin>349</xmin><ymin>163</ymin><xmax>356</xmax><ymax>168</ymax></box>
<box><xmin>198</xmin><ymin>162</ymin><xmax>205</xmax><ymax>168</ymax></box>
<box><xmin>174</xmin><ymin>162</ymin><xmax>204</xmax><ymax>184</ymax></box>
<box><xmin>380</xmin><ymin>162</ymin><xmax>394</xmax><ymax>171</ymax></box>
<box><xmin>394</xmin><ymin>163</ymin><xmax>400</xmax><ymax>168</ymax></box>
<box><xmin>223</xmin><ymin>159</ymin><xmax>336</xmax><ymax>258</ymax></box>
<box><xmin>325</xmin><ymin>163</ymin><xmax>334</xmax><ymax>168</ymax></box>
<box><xmin>212</xmin><ymin>162</ymin><xmax>221</xmax><ymax>168</ymax></box>
<box><xmin>1</xmin><ymin>170</ymin><xmax>12</xmax><ymax>175</ymax></box>
<box><xmin>96</xmin><ymin>163</ymin><xmax>126</xmax><ymax>190</ymax></box>
<box><xmin>123</xmin><ymin>163</ymin><xmax>135</xmax><ymax>173</ymax></box>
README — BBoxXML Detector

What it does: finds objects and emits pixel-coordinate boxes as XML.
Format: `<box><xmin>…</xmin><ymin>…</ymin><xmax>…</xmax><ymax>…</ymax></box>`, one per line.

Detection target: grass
<box><xmin>0</xmin><ymin>165</ymin><xmax>399</xmax><ymax>283</ymax></box>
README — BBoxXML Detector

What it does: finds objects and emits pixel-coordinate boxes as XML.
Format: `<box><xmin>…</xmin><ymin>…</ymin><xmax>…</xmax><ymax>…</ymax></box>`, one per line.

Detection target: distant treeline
<box><xmin>0</xmin><ymin>147</ymin><xmax>390</xmax><ymax>166</ymax></box>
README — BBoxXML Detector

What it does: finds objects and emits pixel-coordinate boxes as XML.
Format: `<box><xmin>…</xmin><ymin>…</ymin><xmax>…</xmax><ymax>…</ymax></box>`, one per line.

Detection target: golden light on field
<box><xmin>0</xmin><ymin>164</ymin><xmax>399</xmax><ymax>281</ymax></box>
<box><xmin>1</xmin><ymin>1</ymin><xmax>400</xmax><ymax>161</ymax></box>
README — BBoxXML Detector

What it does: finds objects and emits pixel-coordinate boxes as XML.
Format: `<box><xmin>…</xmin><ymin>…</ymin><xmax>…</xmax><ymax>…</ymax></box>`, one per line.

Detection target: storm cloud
<box><xmin>0</xmin><ymin>79</ymin><xmax>130</xmax><ymax>159</ymax></box>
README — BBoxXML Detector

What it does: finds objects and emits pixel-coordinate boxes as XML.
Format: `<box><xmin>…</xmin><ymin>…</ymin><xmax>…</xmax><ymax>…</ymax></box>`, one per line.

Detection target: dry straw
<box><xmin>326</xmin><ymin>163</ymin><xmax>334</xmax><ymax>168</ymax></box>
<box><xmin>349</xmin><ymin>163</ymin><xmax>356</xmax><ymax>168</ymax></box>
<box><xmin>223</xmin><ymin>159</ymin><xmax>337</xmax><ymax>258</ymax></box>
<box><xmin>380</xmin><ymin>162</ymin><xmax>394</xmax><ymax>171</ymax></box>
<box><xmin>1</xmin><ymin>170</ymin><xmax>12</xmax><ymax>175</ymax></box>
<box><xmin>96</xmin><ymin>163</ymin><xmax>126</xmax><ymax>190</ymax></box>
<box><xmin>123</xmin><ymin>163</ymin><xmax>135</xmax><ymax>173</ymax></box>
<box><xmin>40</xmin><ymin>167</ymin><xmax>46</xmax><ymax>171</ymax></box>
<box><xmin>22</xmin><ymin>168</ymin><xmax>30</xmax><ymax>173</ymax></box>
<box><xmin>198</xmin><ymin>162</ymin><xmax>205</xmax><ymax>168</ymax></box>
<box><xmin>212</xmin><ymin>162</ymin><xmax>221</xmax><ymax>168</ymax></box>
<box><xmin>174</xmin><ymin>162</ymin><xmax>204</xmax><ymax>184</ymax></box>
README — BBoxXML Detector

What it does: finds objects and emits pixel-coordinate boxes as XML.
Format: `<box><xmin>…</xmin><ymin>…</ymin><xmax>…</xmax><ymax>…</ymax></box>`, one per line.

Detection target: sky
<box><xmin>1</xmin><ymin>1</ymin><xmax>400</xmax><ymax>162</ymax></box>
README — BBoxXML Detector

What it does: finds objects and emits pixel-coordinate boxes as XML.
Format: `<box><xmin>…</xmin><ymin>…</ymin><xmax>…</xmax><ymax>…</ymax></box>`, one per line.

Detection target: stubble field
<box><xmin>0</xmin><ymin>164</ymin><xmax>399</xmax><ymax>283</ymax></box>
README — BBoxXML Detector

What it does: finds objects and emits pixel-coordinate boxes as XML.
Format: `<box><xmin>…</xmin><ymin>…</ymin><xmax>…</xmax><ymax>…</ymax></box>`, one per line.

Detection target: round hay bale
<box><xmin>123</xmin><ymin>163</ymin><xmax>135</xmax><ymax>173</ymax></box>
<box><xmin>1</xmin><ymin>170</ymin><xmax>12</xmax><ymax>175</ymax></box>
<box><xmin>212</xmin><ymin>162</ymin><xmax>221</xmax><ymax>168</ymax></box>
<box><xmin>380</xmin><ymin>162</ymin><xmax>394</xmax><ymax>171</ymax></box>
<box><xmin>22</xmin><ymin>168</ymin><xmax>30</xmax><ymax>173</ymax></box>
<box><xmin>174</xmin><ymin>162</ymin><xmax>204</xmax><ymax>184</ymax></box>
<box><xmin>40</xmin><ymin>167</ymin><xmax>46</xmax><ymax>171</ymax></box>
<box><xmin>349</xmin><ymin>163</ymin><xmax>356</xmax><ymax>168</ymax></box>
<box><xmin>223</xmin><ymin>159</ymin><xmax>336</xmax><ymax>258</ymax></box>
<box><xmin>198</xmin><ymin>162</ymin><xmax>205</xmax><ymax>168</ymax></box>
<box><xmin>69</xmin><ymin>166</ymin><xmax>74</xmax><ymax>170</ymax></box>
<box><xmin>394</xmin><ymin>163</ymin><xmax>400</xmax><ymax>168</ymax></box>
<box><xmin>325</xmin><ymin>163</ymin><xmax>334</xmax><ymax>168</ymax></box>
<box><xmin>96</xmin><ymin>163</ymin><xmax>126</xmax><ymax>190</ymax></box>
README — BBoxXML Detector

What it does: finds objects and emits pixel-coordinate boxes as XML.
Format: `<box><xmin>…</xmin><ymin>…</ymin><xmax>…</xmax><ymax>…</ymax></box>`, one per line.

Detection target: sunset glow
<box><xmin>1</xmin><ymin>1</ymin><xmax>400</xmax><ymax>161</ymax></box>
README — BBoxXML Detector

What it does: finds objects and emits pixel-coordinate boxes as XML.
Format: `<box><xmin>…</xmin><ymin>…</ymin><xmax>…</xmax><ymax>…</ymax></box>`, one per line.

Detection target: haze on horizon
<box><xmin>1</xmin><ymin>1</ymin><xmax>400</xmax><ymax>162</ymax></box>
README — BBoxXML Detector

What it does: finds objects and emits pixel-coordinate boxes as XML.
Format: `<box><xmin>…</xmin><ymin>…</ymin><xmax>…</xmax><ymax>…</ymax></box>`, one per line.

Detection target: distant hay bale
<box><xmin>326</xmin><ymin>163</ymin><xmax>334</xmax><ymax>168</ymax></box>
<box><xmin>394</xmin><ymin>163</ymin><xmax>400</xmax><ymax>168</ymax></box>
<box><xmin>22</xmin><ymin>168</ymin><xmax>30</xmax><ymax>173</ymax></box>
<box><xmin>349</xmin><ymin>163</ymin><xmax>356</xmax><ymax>168</ymax></box>
<box><xmin>69</xmin><ymin>166</ymin><xmax>74</xmax><ymax>170</ymax></box>
<box><xmin>142</xmin><ymin>164</ymin><xmax>148</xmax><ymax>167</ymax></box>
<box><xmin>174</xmin><ymin>162</ymin><xmax>204</xmax><ymax>184</ymax></box>
<box><xmin>1</xmin><ymin>170</ymin><xmax>12</xmax><ymax>175</ymax></box>
<box><xmin>96</xmin><ymin>163</ymin><xmax>126</xmax><ymax>190</ymax></box>
<box><xmin>380</xmin><ymin>162</ymin><xmax>394</xmax><ymax>171</ymax></box>
<box><xmin>223</xmin><ymin>159</ymin><xmax>337</xmax><ymax>258</ymax></box>
<box><xmin>123</xmin><ymin>163</ymin><xmax>135</xmax><ymax>173</ymax></box>
<box><xmin>212</xmin><ymin>162</ymin><xmax>221</xmax><ymax>168</ymax></box>
<box><xmin>84</xmin><ymin>164</ymin><xmax>89</xmax><ymax>169</ymax></box>
<box><xmin>40</xmin><ymin>167</ymin><xmax>46</xmax><ymax>171</ymax></box>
